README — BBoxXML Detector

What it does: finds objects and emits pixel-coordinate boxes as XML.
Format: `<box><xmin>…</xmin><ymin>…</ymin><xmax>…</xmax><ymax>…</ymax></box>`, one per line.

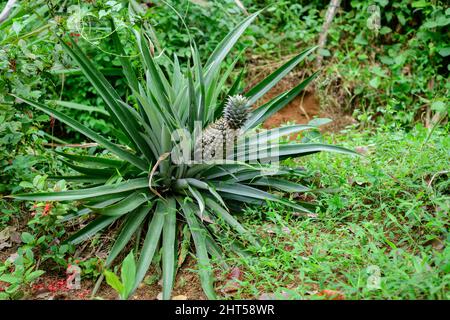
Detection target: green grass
<box><xmin>216</xmin><ymin>124</ymin><xmax>449</xmax><ymax>299</ymax></box>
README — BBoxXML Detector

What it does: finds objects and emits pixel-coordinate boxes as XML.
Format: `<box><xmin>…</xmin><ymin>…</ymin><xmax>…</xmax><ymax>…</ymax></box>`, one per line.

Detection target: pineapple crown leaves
<box><xmin>223</xmin><ymin>94</ymin><xmax>250</xmax><ymax>130</ymax></box>
<box><xmin>12</xmin><ymin>11</ymin><xmax>358</xmax><ymax>301</ymax></box>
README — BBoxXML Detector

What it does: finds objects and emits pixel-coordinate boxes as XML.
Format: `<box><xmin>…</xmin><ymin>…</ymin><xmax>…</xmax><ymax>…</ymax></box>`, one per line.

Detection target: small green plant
<box><xmin>0</xmin><ymin>245</ymin><xmax>45</xmax><ymax>300</ymax></box>
<box><xmin>12</xmin><ymin>11</ymin><xmax>355</xmax><ymax>299</ymax></box>
<box><xmin>104</xmin><ymin>251</ymin><xmax>136</xmax><ymax>300</ymax></box>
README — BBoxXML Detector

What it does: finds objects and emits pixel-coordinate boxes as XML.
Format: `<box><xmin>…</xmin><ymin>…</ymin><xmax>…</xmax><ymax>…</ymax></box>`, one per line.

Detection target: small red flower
<box><xmin>32</xmin><ymin>283</ymin><xmax>45</xmax><ymax>291</ymax></box>
<box><xmin>42</xmin><ymin>202</ymin><xmax>52</xmax><ymax>216</ymax></box>
<box><xmin>0</xmin><ymin>281</ymin><xmax>9</xmax><ymax>292</ymax></box>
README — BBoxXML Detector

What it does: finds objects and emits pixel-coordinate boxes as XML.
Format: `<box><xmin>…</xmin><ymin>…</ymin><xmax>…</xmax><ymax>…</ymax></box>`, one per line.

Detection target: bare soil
<box><xmin>245</xmin><ymin>55</ymin><xmax>356</xmax><ymax>132</ymax></box>
<box><xmin>24</xmin><ymin>256</ymin><xmax>207</xmax><ymax>300</ymax></box>
<box><xmin>263</xmin><ymin>92</ymin><xmax>320</xmax><ymax>129</ymax></box>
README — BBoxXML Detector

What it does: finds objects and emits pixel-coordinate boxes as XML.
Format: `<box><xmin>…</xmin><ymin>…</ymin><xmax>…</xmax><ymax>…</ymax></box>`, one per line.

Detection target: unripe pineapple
<box><xmin>223</xmin><ymin>94</ymin><xmax>249</xmax><ymax>129</ymax></box>
<box><xmin>196</xmin><ymin>95</ymin><xmax>249</xmax><ymax>161</ymax></box>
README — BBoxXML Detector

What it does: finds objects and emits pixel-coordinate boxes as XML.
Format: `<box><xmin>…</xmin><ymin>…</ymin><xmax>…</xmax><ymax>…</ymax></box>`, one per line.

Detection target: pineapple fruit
<box><xmin>196</xmin><ymin>95</ymin><xmax>250</xmax><ymax>161</ymax></box>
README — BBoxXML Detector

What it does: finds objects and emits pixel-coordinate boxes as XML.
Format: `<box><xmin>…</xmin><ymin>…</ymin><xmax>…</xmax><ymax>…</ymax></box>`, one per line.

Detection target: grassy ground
<box><xmin>215</xmin><ymin>124</ymin><xmax>449</xmax><ymax>299</ymax></box>
<box><xmin>1</xmin><ymin>112</ymin><xmax>448</xmax><ymax>301</ymax></box>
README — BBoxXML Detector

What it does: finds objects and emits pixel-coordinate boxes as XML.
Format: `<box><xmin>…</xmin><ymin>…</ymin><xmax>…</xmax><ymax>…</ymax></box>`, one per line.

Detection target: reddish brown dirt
<box><xmin>245</xmin><ymin>56</ymin><xmax>356</xmax><ymax>132</ymax></box>
<box><xmin>263</xmin><ymin>92</ymin><xmax>320</xmax><ymax>129</ymax></box>
<box><xmin>128</xmin><ymin>258</ymin><xmax>207</xmax><ymax>300</ymax></box>
<box><xmin>24</xmin><ymin>257</ymin><xmax>207</xmax><ymax>300</ymax></box>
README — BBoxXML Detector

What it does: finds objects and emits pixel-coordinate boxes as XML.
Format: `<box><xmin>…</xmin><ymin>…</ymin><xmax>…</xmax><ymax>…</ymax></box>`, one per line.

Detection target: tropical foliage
<box><xmin>11</xmin><ymin>12</ymin><xmax>355</xmax><ymax>299</ymax></box>
<box><xmin>1</xmin><ymin>0</ymin><xmax>447</xmax><ymax>301</ymax></box>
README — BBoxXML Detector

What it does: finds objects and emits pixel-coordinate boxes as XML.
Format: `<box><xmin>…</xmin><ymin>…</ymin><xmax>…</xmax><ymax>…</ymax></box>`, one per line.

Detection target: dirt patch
<box><xmin>27</xmin><ymin>256</ymin><xmax>207</xmax><ymax>300</ymax></box>
<box><xmin>128</xmin><ymin>257</ymin><xmax>207</xmax><ymax>300</ymax></box>
<box><xmin>245</xmin><ymin>56</ymin><xmax>356</xmax><ymax>132</ymax></box>
<box><xmin>262</xmin><ymin>92</ymin><xmax>320</xmax><ymax>129</ymax></box>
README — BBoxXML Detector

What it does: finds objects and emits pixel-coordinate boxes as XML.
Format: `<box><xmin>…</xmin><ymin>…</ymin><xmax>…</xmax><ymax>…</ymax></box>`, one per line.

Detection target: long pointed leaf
<box><xmin>13</xmin><ymin>95</ymin><xmax>148</xmax><ymax>171</ymax></box>
<box><xmin>244</xmin><ymin>72</ymin><xmax>319</xmax><ymax>131</ymax></box>
<box><xmin>162</xmin><ymin>198</ymin><xmax>177</xmax><ymax>300</ymax></box>
<box><xmin>94</xmin><ymin>190</ymin><xmax>152</xmax><ymax>217</ymax></box>
<box><xmin>65</xmin><ymin>215</ymin><xmax>119</xmax><ymax>245</ymax></box>
<box><xmin>13</xmin><ymin>177</ymin><xmax>149</xmax><ymax>201</ymax></box>
<box><xmin>51</xmin><ymin>100</ymin><xmax>109</xmax><ymax>116</ymax></box>
<box><xmin>248</xmin><ymin>177</ymin><xmax>310</xmax><ymax>193</ymax></box>
<box><xmin>242</xmin><ymin>124</ymin><xmax>316</xmax><ymax>147</ymax></box>
<box><xmin>179</xmin><ymin>199</ymin><xmax>216</xmax><ymax>299</ymax></box>
<box><xmin>234</xmin><ymin>143</ymin><xmax>358</xmax><ymax>162</ymax></box>
<box><xmin>133</xmin><ymin>201</ymin><xmax>165</xmax><ymax>293</ymax></box>
<box><xmin>61</xmin><ymin>39</ymin><xmax>152</xmax><ymax>161</ymax></box>
<box><xmin>205</xmin><ymin>11</ymin><xmax>260</xmax><ymax>83</ymax></box>
<box><xmin>110</xmin><ymin>19</ymin><xmax>140</xmax><ymax>92</ymax></box>
<box><xmin>105</xmin><ymin>204</ymin><xmax>152</xmax><ymax>266</ymax></box>
<box><xmin>55</xmin><ymin>152</ymin><xmax>124</xmax><ymax>169</ymax></box>
<box><xmin>60</xmin><ymin>159</ymin><xmax>115</xmax><ymax>177</ymax></box>
<box><xmin>205</xmin><ymin>197</ymin><xmax>259</xmax><ymax>247</ymax></box>
<box><xmin>211</xmin><ymin>181</ymin><xmax>312</xmax><ymax>213</ymax></box>
<box><xmin>245</xmin><ymin>47</ymin><xmax>317</xmax><ymax>105</ymax></box>
<box><xmin>62</xmin><ymin>196</ymin><xmax>126</xmax><ymax>222</ymax></box>
<box><xmin>187</xmin><ymin>185</ymin><xmax>205</xmax><ymax>217</ymax></box>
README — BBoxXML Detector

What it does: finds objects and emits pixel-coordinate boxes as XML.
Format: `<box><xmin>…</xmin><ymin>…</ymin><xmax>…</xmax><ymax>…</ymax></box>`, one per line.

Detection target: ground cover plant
<box><xmin>218</xmin><ymin>124</ymin><xmax>449</xmax><ymax>300</ymax></box>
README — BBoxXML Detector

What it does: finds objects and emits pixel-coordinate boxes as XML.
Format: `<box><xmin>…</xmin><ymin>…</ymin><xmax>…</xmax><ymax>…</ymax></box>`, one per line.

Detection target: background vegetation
<box><xmin>0</xmin><ymin>0</ymin><xmax>448</xmax><ymax>299</ymax></box>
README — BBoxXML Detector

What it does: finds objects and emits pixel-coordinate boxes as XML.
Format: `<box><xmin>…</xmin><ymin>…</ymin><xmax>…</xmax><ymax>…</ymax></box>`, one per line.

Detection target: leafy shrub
<box><xmin>0</xmin><ymin>108</ymin><xmax>50</xmax><ymax>194</ymax></box>
<box><xmin>0</xmin><ymin>245</ymin><xmax>45</xmax><ymax>300</ymax></box>
<box><xmin>315</xmin><ymin>0</ymin><xmax>449</xmax><ymax>126</ymax></box>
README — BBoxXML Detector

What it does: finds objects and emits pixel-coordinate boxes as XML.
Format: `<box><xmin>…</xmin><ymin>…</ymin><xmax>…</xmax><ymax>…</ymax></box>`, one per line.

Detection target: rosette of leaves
<box><xmin>12</xmin><ymin>12</ymin><xmax>356</xmax><ymax>299</ymax></box>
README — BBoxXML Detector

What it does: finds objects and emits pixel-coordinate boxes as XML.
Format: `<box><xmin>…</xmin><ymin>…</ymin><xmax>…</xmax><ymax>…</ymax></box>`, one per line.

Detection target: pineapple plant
<box><xmin>11</xmin><ymin>12</ymin><xmax>356</xmax><ymax>299</ymax></box>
